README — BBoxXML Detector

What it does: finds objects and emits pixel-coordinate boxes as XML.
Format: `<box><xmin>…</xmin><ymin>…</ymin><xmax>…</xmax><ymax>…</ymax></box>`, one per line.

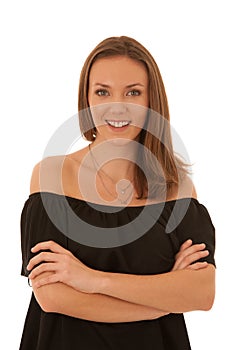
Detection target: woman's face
<box><xmin>88</xmin><ymin>55</ymin><xmax>149</xmax><ymax>145</ymax></box>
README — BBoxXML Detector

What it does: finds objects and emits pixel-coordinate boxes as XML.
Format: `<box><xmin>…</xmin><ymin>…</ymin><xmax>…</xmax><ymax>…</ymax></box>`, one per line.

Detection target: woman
<box><xmin>20</xmin><ymin>36</ymin><xmax>215</xmax><ymax>349</ymax></box>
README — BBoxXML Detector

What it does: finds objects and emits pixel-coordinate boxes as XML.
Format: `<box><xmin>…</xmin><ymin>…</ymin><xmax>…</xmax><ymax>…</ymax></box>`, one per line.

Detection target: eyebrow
<box><xmin>93</xmin><ymin>83</ymin><xmax>145</xmax><ymax>88</ymax></box>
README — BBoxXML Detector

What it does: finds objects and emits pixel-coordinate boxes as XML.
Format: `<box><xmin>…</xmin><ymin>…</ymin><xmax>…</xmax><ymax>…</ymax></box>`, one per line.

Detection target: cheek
<box><xmin>136</xmin><ymin>112</ymin><xmax>147</xmax><ymax>128</ymax></box>
<box><xmin>88</xmin><ymin>95</ymin><xmax>98</xmax><ymax>107</ymax></box>
<box><xmin>128</xmin><ymin>105</ymin><xmax>148</xmax><ymax>129</ymax></box>
<box><xmin>89</xmin><ymin>104</ymin><xmax>109</xmax><ymax>127</ymax></box>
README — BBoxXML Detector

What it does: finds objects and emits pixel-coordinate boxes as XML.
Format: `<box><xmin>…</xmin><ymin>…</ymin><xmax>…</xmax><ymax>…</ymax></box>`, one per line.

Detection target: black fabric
<box><xmin>19</xmin><ymin>192</ymin><xmax>215</xmax><ymax>350</ymax></box>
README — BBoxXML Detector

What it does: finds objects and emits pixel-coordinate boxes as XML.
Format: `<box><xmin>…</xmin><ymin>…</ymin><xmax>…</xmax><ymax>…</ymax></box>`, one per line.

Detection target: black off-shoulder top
<box><xmin>19</xmin><ymin>192</ymin><xmax>215</xmax><ymax>350</ymax></box>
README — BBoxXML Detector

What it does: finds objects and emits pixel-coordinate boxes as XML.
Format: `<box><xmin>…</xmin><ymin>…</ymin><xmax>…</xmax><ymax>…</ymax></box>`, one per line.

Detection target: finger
<box><xmin>171</xmin><ymin>260</ymin><xmax>180</xmax><ymax>271</ymax></box>
<box><xmin>27</xmin><ymin>251</ymin><xmax>58</xmax><ymax>271</ymax></box>
<box><xmin>176</xmin><ymin>249</ymin><xmax>209</xmax><ymax>268</ymax></box>
<box><xmin>28</xmin><ymin>263</ymin><xmax>57</xmax><ymax>279</ymax></box>
<box><xmin>33</xmin><ymin>273</ymin><xmax>60</xmax><ymax>288</ymax></box>
<box><xmin>175</xmin><ymin>243</ymin><xmax>207</xmax><ymax>262</ymax></box>
<box><xmin>175</xmin><ymin>239</ymin><xmax>193</xmax><ymax>260</ymax></box>
<box><xmin>179</xmin><ymin>239</ymin><xmax>193</xmax><ymax>252</ymax></box>
<box><xmin>31</xmin><ymin>240</ymin><xmax>72</xmax><ymax>256</ymax></box>
<box><xmin>187</xmin><ymin>262</ymin><xmax>208</xmax><ymax>270</ymax></box>
<box><xmin>176</xmin><ymin>250</ymin><xmax>209</xmax><ymax>270</ymax></box>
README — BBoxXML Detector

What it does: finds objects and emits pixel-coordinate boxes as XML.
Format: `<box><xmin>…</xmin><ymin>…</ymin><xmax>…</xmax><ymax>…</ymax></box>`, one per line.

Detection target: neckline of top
<box><xmin>28</xmin><ymin>191</ymin><xmax>199</xmax><ymax>209</ymax></box>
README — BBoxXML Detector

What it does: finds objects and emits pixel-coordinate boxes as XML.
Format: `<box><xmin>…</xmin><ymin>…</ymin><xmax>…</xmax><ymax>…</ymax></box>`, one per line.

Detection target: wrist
<box><xmin>94</xmin><ymin>270</ymin><xmax>110</xmax><ymax>294</ymax></box>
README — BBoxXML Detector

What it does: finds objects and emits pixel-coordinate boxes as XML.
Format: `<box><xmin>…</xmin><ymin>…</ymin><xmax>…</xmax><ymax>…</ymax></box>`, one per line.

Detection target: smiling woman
<box><xmin>78</xmin><ymin>36</ymin><xmax>189</xmax><ymax>202</ymax></box>
<box><xmin>19</xmin><ymin>36</ymin><xmax>216</xmax><ymax>350</ymax></box>
<box><xmin>87</xmin><ymin>56</ymin><xmax>149</xmax><ymax>144</ymax></box>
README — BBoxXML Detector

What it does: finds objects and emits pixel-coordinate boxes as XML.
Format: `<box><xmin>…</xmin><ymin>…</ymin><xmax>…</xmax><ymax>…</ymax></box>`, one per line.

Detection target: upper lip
<box><xmin>105</xmin><ymin>119</ymin><xmax>131</xmax><ymax>123</ymax></box>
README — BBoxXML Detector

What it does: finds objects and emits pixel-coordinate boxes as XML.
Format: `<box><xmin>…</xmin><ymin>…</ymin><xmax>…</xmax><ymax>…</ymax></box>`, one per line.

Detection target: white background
<box><xmin>1</xmin><ymin>0</ymin><xmax>232</xmax><ymax>348</ymax></box>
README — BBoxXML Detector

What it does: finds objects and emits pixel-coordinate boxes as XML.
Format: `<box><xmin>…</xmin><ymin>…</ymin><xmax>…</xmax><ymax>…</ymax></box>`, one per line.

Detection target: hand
<box><xmin>172</xmin><ymin>239</ymin><xmax>209</xmax><ymax>271</ymax></box>
<box><xmin>27</xmin><ymin>241</ymin><xmax>101</xmax><ymax>293</ymax></box>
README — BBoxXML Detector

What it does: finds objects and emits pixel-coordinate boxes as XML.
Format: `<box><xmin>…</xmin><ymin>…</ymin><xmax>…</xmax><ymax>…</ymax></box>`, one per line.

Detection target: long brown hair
<box><xmin>78</xmin><ymin>36</ymin><xmax>189</xmax><ymax>200</ymax></box>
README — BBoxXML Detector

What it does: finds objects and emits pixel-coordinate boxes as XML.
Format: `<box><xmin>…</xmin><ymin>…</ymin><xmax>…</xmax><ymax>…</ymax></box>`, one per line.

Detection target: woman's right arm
<box><xmin>32</xmin><ymin>272</ymin><xmax>167</xmax><ymax>322</ymax></box>
<box><xmin>32</xmin><ymin>238</ymin><xmax>208</xmax><ymax>322</ymax></box>
<box><xmin>31</xmin><ymin>239</ymin><xmax>208</xmax><ymax>322</ymax></box>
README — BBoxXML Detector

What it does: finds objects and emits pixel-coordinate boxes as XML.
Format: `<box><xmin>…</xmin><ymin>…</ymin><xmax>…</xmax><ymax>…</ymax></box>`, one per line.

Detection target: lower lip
<box><xmin>106</xmin><ymin>123</ymin><xmax>130</xmax><ymax>132</ymax></box>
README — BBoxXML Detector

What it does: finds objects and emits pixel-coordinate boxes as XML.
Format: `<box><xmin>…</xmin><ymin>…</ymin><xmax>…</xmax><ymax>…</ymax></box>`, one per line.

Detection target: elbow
<box><xmin>201</xmin><ymin>289</ymin><xmax>215</xmax><ymax>311</ymax></box>
<box><xmin>198</xmin><ymin>264</ymin><xmax>216</xmax><ymax>311</ymax></box>
<box><xmin>31</xmin><ymin>272</ymin><xmax>58</xmax><ymax>313</ymax></box>
<box><xmin>184</xmin><ymin>289</ymin><xmax>215</xmax><ymax>313</ymax></box>
<box><xmin>199</xmin><ymin>277</ymin><xmax>216</xmax><ymax>311</ymax></box>
<box><xmin>32</xmin><ymin>283</ymin><xmax>57</xmax><ymax>313</ymax></box>
<box><xmin>39</xmin><ymin>303</ymin><xmax>52</xmax><ymax>313</ymax></box>
<box><xmin>38</xmin><ymin>297</ymin><xmax>55</xmax><ymax>313</ymax></box>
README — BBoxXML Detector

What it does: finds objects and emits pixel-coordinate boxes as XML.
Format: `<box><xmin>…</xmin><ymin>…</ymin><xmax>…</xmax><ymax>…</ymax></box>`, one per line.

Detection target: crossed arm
<box><xmin>27</xmin><ymin>239</ymin><xmax>215</xmax><ymax>322</ymax></box>
<box><xmin>31</xmin><ymin>273</ymin><xmax>168</xmax><ymax>322</ymax></box>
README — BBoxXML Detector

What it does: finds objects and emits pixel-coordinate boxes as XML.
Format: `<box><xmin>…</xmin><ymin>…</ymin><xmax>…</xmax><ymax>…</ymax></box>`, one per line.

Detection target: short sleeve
<box><xmin>169</xmin><ymin>198</ymin><xmax>216</xmax><ymax>267</ymax></box>
<box><xmin>20</xmin><ymin>193</ymin><xmax>69</xmax><ymax>277</ymax></box>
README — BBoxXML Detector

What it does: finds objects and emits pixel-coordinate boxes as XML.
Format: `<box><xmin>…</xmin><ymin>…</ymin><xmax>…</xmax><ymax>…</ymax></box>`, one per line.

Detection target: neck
<box><xmin>89</xmin><ymin>140</ymin><xmax>137</xmax><ymax>183</ymax></box>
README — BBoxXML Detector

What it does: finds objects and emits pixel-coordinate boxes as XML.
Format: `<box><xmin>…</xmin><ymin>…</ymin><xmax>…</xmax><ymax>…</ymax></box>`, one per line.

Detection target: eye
<box><xmin>95</xmin><ymin>89</ymin><xmax>109</xmax><ymax>96</ymax></box>
<box><xmin>127</xmin><ymin>90</ymin><xmax>141</xmax><ymax>96</ymax></box>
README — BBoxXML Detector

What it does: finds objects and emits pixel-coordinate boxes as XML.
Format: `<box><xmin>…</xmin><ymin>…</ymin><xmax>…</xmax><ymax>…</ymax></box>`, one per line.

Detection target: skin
<box><xmin>87</xmin><ymin>56</ymin><xmax>149</xmax><ymax>184</ymax></box>
<box><xmin>27</xmin><ymin>55</ymin><xmax>215</xmax><ymax>321</ymax></box>
<box><xmin>27</xmin><ymin>239</ymin><xmax>213</xmax><ymax>315</ymax></box>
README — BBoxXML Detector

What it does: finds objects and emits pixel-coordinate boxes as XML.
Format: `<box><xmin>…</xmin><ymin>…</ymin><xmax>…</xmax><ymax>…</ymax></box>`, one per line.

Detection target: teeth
<box><xmin>106</xmin><ymin>120</ymin><xmax>130</xmax><ymax>128</ymax></box>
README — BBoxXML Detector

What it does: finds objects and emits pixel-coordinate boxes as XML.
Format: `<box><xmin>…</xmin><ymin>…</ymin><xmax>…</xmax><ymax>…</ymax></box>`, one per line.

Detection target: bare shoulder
<box><xmin>177</xmin><ymin>174</ymin><xmax>197</xmax><ymax>200</ymax></box>
<box><xmin>167</xmin><ymin>174</ymin><xmax>197</xmax><ymax>202</ymax></box>
<box><xmin>30</xmin><ymin>146</ymin><xmax>90</xmax><ymax>196</ymax></box>
<box><xmin>30</xmin><ymin>155</ymin><xmax>68</xmax><ymax>195</ymax></box>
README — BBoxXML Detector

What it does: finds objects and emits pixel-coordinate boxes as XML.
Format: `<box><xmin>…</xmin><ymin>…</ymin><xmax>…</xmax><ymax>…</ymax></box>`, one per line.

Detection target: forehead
<box><xmin>89</xmin><ymin>56</ymin><xmax>148</xmax><ymax>85</ymax></box>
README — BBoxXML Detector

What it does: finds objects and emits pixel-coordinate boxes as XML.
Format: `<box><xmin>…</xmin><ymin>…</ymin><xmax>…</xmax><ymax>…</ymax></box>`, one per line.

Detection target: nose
<box><xmin>108</xmin><ymin>102</ymin><xmax>127</xmax><ymax>116</ymax></box>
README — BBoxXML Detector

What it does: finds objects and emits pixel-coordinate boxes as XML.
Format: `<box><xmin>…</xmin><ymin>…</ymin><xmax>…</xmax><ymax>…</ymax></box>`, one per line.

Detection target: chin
<box><xmin>94</xmin><ymin>127</ymin><xmax>142</xmax><ymax>147</ymax></box>
<box><xmin>108</xmin><ymin>137</ymin><xmax>134</xmax><ymax>147</ymax></box>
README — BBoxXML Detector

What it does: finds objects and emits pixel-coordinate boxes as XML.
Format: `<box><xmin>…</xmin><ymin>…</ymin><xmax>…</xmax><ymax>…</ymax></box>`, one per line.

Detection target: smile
<box><xmin>105</xmin><ymin>120</ymin><xmax>131</xmax><ymax>128</ymax></box>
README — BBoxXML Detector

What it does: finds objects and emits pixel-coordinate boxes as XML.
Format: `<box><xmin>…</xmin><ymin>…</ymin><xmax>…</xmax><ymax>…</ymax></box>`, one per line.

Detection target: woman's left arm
<box><xmin>97</xmin><ymin>264</ymin><xmax>215</xmax><ymax>313</ymax></box>
<box><xmin>28</xmin><ymin>240</ymin><xmax>215</xmax><ymax>314</ymax></box>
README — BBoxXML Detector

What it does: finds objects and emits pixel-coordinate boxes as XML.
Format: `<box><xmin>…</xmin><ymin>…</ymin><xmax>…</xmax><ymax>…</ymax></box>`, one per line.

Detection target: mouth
<box><xmin>105</xmin><ymin>120</ymin><xmax>131</xmax><ymax>130</ymax></box>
